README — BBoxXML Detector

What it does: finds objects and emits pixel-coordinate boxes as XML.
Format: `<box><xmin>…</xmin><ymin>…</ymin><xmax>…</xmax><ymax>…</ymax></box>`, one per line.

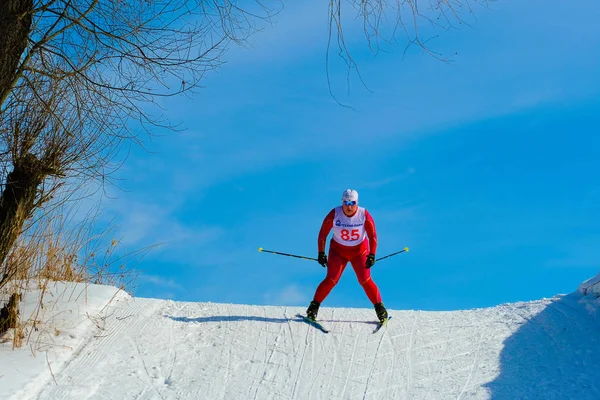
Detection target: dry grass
<box><xmin>0</xmin><ymin>200</ymin><xmax>154</xmax><ymax>349</ymax></box>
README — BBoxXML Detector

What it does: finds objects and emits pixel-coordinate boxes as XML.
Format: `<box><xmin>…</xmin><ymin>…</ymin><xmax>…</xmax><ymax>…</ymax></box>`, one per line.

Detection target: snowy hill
<box><xmin>1</xmin><ymin>276</ymin><xmax>600</xmax><ymax>400</ymax></box>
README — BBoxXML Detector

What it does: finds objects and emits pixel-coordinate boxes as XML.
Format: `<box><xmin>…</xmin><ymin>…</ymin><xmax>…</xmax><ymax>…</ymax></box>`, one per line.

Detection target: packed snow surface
<box><xmin>1</xmin><ymin>281</ymin><xmax>600</xmax><ymax>399</ymax></box>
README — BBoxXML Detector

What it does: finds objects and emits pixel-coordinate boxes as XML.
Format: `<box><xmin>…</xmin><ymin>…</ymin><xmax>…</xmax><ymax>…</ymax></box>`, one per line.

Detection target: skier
<box><xmin>306</xmin><ymin>189</ymin><xmax>388</xmax><ymax>323</ymax></box>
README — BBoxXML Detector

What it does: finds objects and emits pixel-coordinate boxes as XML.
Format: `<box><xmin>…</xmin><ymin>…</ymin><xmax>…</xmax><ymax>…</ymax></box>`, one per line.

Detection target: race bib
<box><xmin>332</xmin><ymin>206</ymin><xmax>367</xmax><ymax>246</ymax></box>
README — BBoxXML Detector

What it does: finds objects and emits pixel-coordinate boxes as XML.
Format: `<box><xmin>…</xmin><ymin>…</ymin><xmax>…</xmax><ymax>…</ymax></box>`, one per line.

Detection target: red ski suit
<box><xmin>313</xmin><ymin>207</ymin><xmax>382</xmax><ymax>305</ymax></box>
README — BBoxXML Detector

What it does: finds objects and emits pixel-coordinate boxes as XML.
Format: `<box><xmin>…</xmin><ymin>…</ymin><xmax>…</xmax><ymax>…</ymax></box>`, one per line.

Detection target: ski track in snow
<box><xmin>20</xmin><ymin>293</ymin><xmax>600</xmax><ymax>400</ymax></box>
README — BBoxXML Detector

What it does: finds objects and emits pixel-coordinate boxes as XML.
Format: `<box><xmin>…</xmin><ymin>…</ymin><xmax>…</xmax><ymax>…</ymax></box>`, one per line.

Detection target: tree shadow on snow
<box><xmin>165</xmin><ymin>315</ymin><xmax>378</xmax><ymax>326</ymax></box>
<box><xmin>485</xmin><ymin>293</ymin><xmax>600</xmax><ymax>400</ymax></box>
<box><xmin>165</xmin><ymin>315</ymin><xmax>292</xmax><ymax>324</ymax></box>
<box><xmin>319</xmin><ymin>319</ymin><xmax>378</xmax><ymax>325</ymax></box>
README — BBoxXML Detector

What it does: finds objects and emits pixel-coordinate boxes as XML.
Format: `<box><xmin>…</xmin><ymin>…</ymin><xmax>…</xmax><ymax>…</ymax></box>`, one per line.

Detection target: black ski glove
<box><xmin>365</xmin><ymin>254</ymin><xmax>376</xmax><ymax>269</ymax></box>
<box><xmin>318</xmin><ymin>252</ymin><xmax>328</xmax><ymax>267</ymax></box>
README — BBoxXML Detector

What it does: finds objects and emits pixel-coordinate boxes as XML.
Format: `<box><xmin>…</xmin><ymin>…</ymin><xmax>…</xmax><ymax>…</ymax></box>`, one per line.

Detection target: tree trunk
<box><xmin>0</xmin><ymin>293</ymin><xmax>20</xmax><ymax>336</ymax></box>
<box><xmin>0</xmin><ymin>0</ymin><xmax>34</xmax><ymax>107</ymax></box>
<box><xmin>0</xmin><ymin>154</ymin><xmax>47</xmax><ymax>284</ymax></box>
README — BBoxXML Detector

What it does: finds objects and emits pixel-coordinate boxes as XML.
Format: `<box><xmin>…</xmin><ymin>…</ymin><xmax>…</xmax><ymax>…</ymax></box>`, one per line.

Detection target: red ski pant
<box><xmin>313</xmin><ymin>239</ymin><xmax>382</xmax><ymax>305</ymax></box>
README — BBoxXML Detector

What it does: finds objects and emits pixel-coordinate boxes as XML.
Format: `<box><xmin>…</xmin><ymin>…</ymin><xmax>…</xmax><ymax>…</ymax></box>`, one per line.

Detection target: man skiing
<box><xmin>306</xmin><ymin>189</ymin><xmax>388</xmax><ymax>324</ymax></box>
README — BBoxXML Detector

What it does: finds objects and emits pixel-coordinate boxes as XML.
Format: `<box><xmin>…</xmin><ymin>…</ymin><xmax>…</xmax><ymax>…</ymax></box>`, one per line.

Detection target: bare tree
<box><xmin>0</xmin><ymin>0</ymin><xmax>275</xmax><ymax>284</ymax></box>
<box><xmin>0</xmin><ymin>0</ymin><xmax>487</xmax><ymax>285</ymax></box>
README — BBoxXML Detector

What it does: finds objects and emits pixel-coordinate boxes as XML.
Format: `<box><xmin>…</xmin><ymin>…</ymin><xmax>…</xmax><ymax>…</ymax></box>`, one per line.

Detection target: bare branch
<box><xmin>326</xmin><ymin>0</ymin><xmax>488</xmax><ymax>99</ymax></box>
<box><xmin>0</xmin><ymin>0</ymin><xmax>277</xmax><ymax>273</ymax></box>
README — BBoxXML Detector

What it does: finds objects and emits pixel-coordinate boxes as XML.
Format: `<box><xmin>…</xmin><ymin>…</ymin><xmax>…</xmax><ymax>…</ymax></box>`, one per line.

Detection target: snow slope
<box><xmin>0</xmin><ymin>282</ymin><xmax>127</xmax><ymax>399</ymax></box>
<box><xmin>2</xmin><ymin>278</ymin><xmax>600</xmax><ymax>400</ymax></box>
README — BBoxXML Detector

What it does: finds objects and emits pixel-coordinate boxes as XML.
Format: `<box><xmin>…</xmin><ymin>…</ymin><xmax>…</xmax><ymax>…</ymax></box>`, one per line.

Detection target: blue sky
<box><xmin>98</xmin><ymin>0</ymin><xmax>600</xmax><ymax>311</ymax></box>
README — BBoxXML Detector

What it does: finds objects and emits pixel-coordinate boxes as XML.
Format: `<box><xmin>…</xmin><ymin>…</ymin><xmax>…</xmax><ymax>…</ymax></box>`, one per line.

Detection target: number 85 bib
<box><xmin>332</xmin><ymin>206</ymin><xmax>367</xmax><ymax>247</ymax></box>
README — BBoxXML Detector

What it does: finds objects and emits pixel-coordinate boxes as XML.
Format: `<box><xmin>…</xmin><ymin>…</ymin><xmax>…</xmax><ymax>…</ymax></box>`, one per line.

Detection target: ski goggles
<box><xmin>343</xmin><ymin>200</ymin><xmax>357</xmax><ymax>206</ymax></box>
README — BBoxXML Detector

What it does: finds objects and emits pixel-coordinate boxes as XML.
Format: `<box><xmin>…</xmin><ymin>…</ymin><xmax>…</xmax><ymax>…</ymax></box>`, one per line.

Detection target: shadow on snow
<box><xmin>485</xmin><ymin>292</ymin><xmax>600</xmax><ymax>399</ymax></box>
<box><xmin>164</xmin><ymin>315</ymin><xmax>377</xmax><ymax>325</ymax></box>
<box><xmin>164</xmin><ymin>315</ymin><xmax>292</xmax><ymax>324</ymax></box>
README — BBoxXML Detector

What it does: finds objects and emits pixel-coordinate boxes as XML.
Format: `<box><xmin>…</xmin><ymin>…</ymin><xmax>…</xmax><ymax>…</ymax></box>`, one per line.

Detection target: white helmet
<box><xmin>341</xmin><ymin>189</ymin><xmax>359</xmax><ymax>202</ymax></box>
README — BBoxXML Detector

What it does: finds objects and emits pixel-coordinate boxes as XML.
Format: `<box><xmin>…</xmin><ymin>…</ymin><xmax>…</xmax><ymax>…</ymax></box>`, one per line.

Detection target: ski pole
<box><xmin>258</xmin><ymin>247</ymin><xmax>318</xmax><ymax>261</ymax></box>
<box><xmin>259</xmin><ymin>246</ymin><xmax>409</xmax><ymax>262</ymax></box>
<box><xmin>376</xmin><ymin>247</ymin><xmax>409</xmax><ymax>262</ymax></box>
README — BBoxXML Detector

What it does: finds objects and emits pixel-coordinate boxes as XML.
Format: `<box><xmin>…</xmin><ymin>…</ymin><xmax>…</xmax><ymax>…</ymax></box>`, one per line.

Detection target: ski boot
<box><xmin>374</xmin><ymin>302</ymin><xmax>388</xmax><ymax>323</ymax></box>
<box><xmin>306</xmin><ymin>300</ymin><xmax>320</xmax><ymax>321</ymax></box>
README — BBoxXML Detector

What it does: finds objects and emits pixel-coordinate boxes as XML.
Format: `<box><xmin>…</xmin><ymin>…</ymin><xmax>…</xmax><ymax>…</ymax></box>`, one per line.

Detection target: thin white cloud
<box><xmin>140</xmin><ymin>274</ymin><xmax>184</xmax><ymax>290</ymax></box>
<box><xmin>264</xmin><ymin>285</ymin><xmax>308</xmax><ymax>306</ymax></box>
<box><xmin>358</xmin><ymin>169</ymin><xmax>416</xmax><ymax>190</ymax></box>
<box><xmin>102</xmin><ymin>195</ymin><xmax>223</xmax><ymax>252</ymax></box>
<box><xmin>226</xmin><ymin>1</ymin><xmax>329</xmax><ymax>65</ymax></box>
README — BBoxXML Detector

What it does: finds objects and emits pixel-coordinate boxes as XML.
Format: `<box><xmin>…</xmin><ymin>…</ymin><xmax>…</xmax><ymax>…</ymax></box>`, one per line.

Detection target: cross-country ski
<box><xmin>372</xmin><ymin>315</ymin><xmax>392</xmax><ymax>333</ymax></box>
<box><xmin>297</xmin><ymin>313</ymin><xmax>330</xmax><ymax>333</ymax></box>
